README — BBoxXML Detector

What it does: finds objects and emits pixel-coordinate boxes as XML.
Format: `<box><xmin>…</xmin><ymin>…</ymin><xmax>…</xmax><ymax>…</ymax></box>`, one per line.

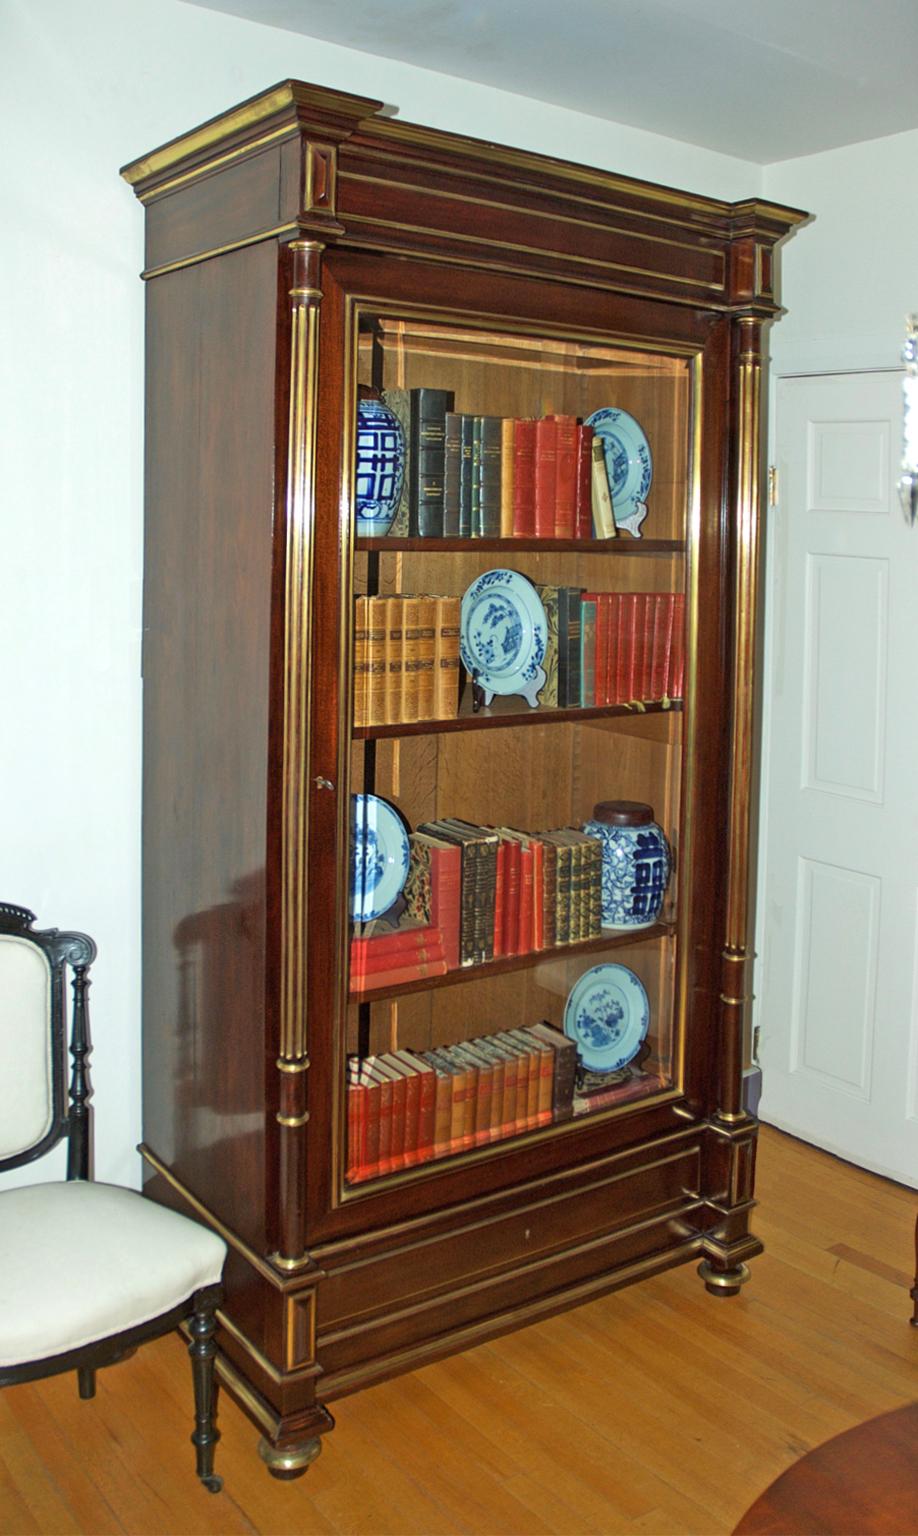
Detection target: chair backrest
<box><xmin>0</xmin><ymin>903</ymin><xmax>96</xmax><ymax>1176</ymax></box>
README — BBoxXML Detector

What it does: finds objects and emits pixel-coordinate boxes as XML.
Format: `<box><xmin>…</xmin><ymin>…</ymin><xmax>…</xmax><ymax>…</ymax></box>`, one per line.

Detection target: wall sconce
<box><xmin>900</xmin><ymin>313</ymin><xmax>918</xmax><ymax>526</ymax></box>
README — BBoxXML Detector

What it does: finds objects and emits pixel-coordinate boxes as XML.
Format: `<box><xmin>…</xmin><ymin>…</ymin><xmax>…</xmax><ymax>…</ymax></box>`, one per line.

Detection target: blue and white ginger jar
<box><xmin>582</xmin><ymin>800</ymin><xmax>671</xmax><ymax>929</ymax></box>
<box><xmin>355</xmin><ymin>396</ymin><xmax>405</xmax><ymax>537</ymax></box>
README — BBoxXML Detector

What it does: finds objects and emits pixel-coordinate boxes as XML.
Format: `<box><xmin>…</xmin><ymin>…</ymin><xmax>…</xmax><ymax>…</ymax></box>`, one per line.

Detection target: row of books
<box><xmin>353</xmin><ymin>594</ymin><xmax>460</xmax><ymax>727</ymax></box>
<box><xmin>392</xmin><ymin>820</ymin><xmax>604</xmax><ymax>972</ymax></box>
<box><xmin>538</xmin><ymin>587</ymin><xmax>685</xmax><ymax>708</ymax></box>
<box><xmin>385</xmin><ymin>386</ymin><xmax>618</xmax><ymax>541</ymax></box>
<box><xmin>345</xmin><ymin>1020</ymin><xmax>578</xmax><ymax>1181</ymax></box>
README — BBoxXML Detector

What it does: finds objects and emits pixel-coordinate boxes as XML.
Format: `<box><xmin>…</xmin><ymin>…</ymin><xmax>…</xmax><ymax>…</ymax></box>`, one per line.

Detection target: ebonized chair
<box><xmin>0</xmin><ymin>902</ymin><xmax>228</xmax><ymax>1493</ymax></box>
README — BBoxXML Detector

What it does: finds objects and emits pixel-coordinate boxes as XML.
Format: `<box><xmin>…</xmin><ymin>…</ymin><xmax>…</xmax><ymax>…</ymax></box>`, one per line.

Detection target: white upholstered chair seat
<box><xmin>0</xmin><ymin>1181</ymin><xmax>226</xmax><ymax>1368</ymax></box>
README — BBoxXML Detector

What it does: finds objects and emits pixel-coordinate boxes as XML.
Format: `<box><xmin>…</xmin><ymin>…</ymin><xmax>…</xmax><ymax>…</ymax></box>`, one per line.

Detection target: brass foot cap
<box><xmin>698</xmin><ymin>1258</ymin><xmax>751</xmax><ymax>1296</ymax></box>
<box><xmin>258</xmin><ymin>1434</ymin><xmax>322</xmax><ymax>1479</ymax></box>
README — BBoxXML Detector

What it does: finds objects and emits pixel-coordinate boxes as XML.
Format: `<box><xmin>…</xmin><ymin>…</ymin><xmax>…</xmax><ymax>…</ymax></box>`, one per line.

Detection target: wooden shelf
<box><xmin>348</xmin><ymin>920</ymin><xmax>675</xmax><ymax>1004</ymax></box>
<box><xmin>357</xmin><ymin>537</ymin><xmax>685</xmax><ymax>556</ymax></box>
<box><xmin>354</xmin><ymin>696</ymin><xmax>682</xmax><ymax>740</ymax></box>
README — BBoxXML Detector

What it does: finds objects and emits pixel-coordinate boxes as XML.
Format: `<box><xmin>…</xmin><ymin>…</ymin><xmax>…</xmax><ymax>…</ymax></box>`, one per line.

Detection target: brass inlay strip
<box><xmin>338</xmin><ymin>169</ymin><xmax>726</xmax><ymax>277</ymax></box>
<box><xmin>139</xmin><ymin>1144</ymin><xmax>286</xmax><ymax>1286</ymax></box>
<box><xmin>724</xmin><ymin>317</ymin><xmax>761</xmax><ymax>957</ymax></box>
<box><xmin>284</xmin><ymin>1289</ymin><xmax>318</xmax><ymax>1372</ymax></box>
<box><xmin>140</xmin><ymin>221</ymin><xmax>301</xmax><ymax>282</ymax></box>
<box><xmin>216</xmin><ymin>1306</ymin><xmax>315</xmax><ymax>1386</ymax></box>
<box><xmin>120</xmin><ymin>81</ymin><xmax>381</xmax><ymax>185</ymax></box>
<box><xmin>341</xmin><ymin>211</ymin><xmax>720</xmax><ymax>291</ymax></box>
<box><xmin>720</xmin><ymin>993</ymin><xmax>750</xmax><ymax>1008</ymax></box>
<box><xmin>276</xmin><ymin>1056</ymin><xmax>311</xmax><ymax>1074</ymax></box>
<box><xmin>279</xmin><ymin>243</ymin><xmax>323</xmax><ymax>1064</ymax></box>
<box><xmin>132</xmin><ymin>124</ymin><xmax>298</xmax><ymax>202</ymax></box>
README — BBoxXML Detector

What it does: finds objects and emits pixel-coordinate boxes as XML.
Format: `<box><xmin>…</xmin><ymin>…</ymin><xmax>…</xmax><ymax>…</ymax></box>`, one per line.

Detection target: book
<box><xmin>500</xmin><ymin>418</ymin><xmax>515</xmax><ymax>539</ymax></box>
<box><xmin>557</xmin><ymin>587</ymin><xmax>584</xmax><ymax>709</ymax></box>
<box><xmin>670</xmin><ymin>592</ymin><xmax>685</xmax><ymax>698</ymax></box>
<box><xmin>388</xmin><ymin>1051</ymin><xmax>423</xmax><ymax>1170</ymax></box>
<box><xmin>580</xmin><ymin>595</ymin><xmax>597</xmax><ymax>707</ymax></box>
<box><xmin>539</xmin><ymin>832</ymin><xmax>574</xmax><ymax>945</ymax></box>
<box><xmin>353</xmin><ymin>595</ymin><xmax>369</xmax><ymax>727</ymax></box>
<box><xmin>524</xmin><ymin>1021</ymin><xmax>577</xmax><ymax>1122</ymax></box>
<box><xmin>384</xmin><ymin>594</ymin><xmax>404</xmax><ymax>724</ymax></box>
<box><xmin>509</xmin><ymin>1028</ymin><xmax>553</xmax><ymax>1127</ymax></box>
<box><xmin>350</xmin><ymin>935</ymin><xmax>446</xmax><ymax>979</ymax></box>
<box><xmin>365</xmin><ymin>595</ymin><xmax>388</xmax><ymax>727</ymax></box>
<box><xmin>591</xmin><ymin>436</ymin><xmax>617</xmax><ymax>539</ymax></box>
<box><xmin>362</xmin><ymin>1057</ymin><xmax>401</xmax><ymax>1176</ymax></box>
<box><xmin>349</xmin><ymin>954</ymin><xmax>449</xmax><ymax>994</ymax></box>
<box><xmin>423</xmin><ymin>1054</ymin><xmax>453</xmax><ymax>1159</ymax></box>
<box><xmin>414</xmin><ymin>593</ymin><xmax>438</xmax><ymax>720</ymax></box>
<box><xmin>458</xmin><ymin>414</ymin><xmax>474</xmax><ymax>538</ymax></box>
<box><xmin>350</xmin><ymin>919</ymin><xmax>442</xmax><ymax>965</ymax></box>
<box><xmin>452</xmin><ymin>1041</ymin><xmax>493</xmax><ymax>1147</ymax></box>
<box><xmin>493</xmin><ymin>840</ymin><xmax>506</xmax><ymax>959</ymax></box>
<box><xmin>471</xmin><ymin>1037</ymin><xmax>507</xmax><ymax>1142</ymax></box>
<box><xmin>431</xmin><ymin>1046</ymin><xmax>476</xmax><ymax>1152</ymax></box>
<box><xmin>405</xmin><ymin>831</ymin><xmax>462</xmax><ymax>971</ymax></box>
<box><xmin>552</xmin><ymin>414</ymin><xmax>577</xmax><ymax>538</ymax></box>
<box><xmin>650</xmin><ymin>593</ymin><xmax>673</xmax><ymax>700</ymax></box>
<box><xmin>512</xmin><ymin>418</ymin><xmax>537</xmax><ymax>537</ymax></box>
<box><xmin>533</xmin><ymin>417</ymin><xmax>557</xmax><ymax>539</ymax></box>
<box><xmin>443</xmin><ymin>412</ymin><xmax>462</xmax><ymax>537</ymax></box>
<box><xmin>540</xmin><ymin>837</ymin><xmax>557</xmax><ymax>950</ymax></box>
<box><xmin>400</xmin><ymin>595</ymin><xmax>423</xmax><ymax>723</ymax></box>
<box><xmin>433</xmin><ymin>595</ymin><xmax>461</xmax><ymax>719</ymax></box>
<box><xmin>497</xmin><ymin>1030</ymin><xmax>537</xmax><ymax>1131</ymax></box>
<box><xmin>409</xmin><ymin>387</ymin><xmax>455</xmax><ymax>536</ymax></box>
<box><xmin>418</xmin><ymin>819</ymin><xmax>499</xmax><ymax>966</ymax></box>
<box><xmin>533</xmin><ymin>582</ymin><xmax>559</xmax><ymax>708</ymax></box>
<box><xmin>476</xmin><ymin>415</ymin><xmax>503</xmax><ymax>538</ymax></box>
<box><xmin>574</xmin><ymin>424</ymin><xmax>594</xmax><ymax>539</ymax></box>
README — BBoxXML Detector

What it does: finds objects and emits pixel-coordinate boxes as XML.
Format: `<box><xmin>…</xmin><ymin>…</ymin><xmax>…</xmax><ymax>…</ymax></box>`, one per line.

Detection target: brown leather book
<box><xmin>414</xmin><ymin>594</ymin><xmax>438</xmax><ymax>720</ymax></box>
<box><xmin>365</xmin><ymin>595</ymin><xmax>388</xmax><ymax>727</ymax></box>
<box><xmin>433</xmin><ymin>595</ymin><xmax>461</xmax><ymax>719</ymax></box>
<box><xmin>353</xmin><ymin>595</ymin><xmax>369</xmax><ymax>727</ymax></box>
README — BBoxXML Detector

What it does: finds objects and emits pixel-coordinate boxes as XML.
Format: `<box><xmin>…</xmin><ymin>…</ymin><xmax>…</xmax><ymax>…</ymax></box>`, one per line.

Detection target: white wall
<box><xmin>0</xmin><ymin>0</ymin><xmax>762</xmax><ymax>1190</ymax></box>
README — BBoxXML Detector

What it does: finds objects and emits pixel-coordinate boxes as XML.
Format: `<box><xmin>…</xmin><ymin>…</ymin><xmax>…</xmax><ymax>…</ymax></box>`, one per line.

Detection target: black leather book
<box><xmin>443</xmin><ymin>411</ymin><xmax>462</xmax><ymax>537</ymax></box>
<box><xmin>408</xmin><ymin>387</ymin><xmax>455</xmax><ymax>537</ymax></box>
<box><xmin>476</xmin><ymin>416</ymin><xmax>503</xmax><ymax>538</ymax></box>
<box><xmin>458</xmin><ymin>414</ymin><xmax>474</xmax><ymax>538</ymax></box>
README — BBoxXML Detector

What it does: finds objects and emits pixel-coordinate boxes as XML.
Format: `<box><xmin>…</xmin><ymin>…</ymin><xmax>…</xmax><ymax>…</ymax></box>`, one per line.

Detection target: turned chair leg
<box><xmin>188</xmin><ymin>1285</ymin><xmax>222</xmax><ymax>1493</ymax></box>
<box><xmin>77</xmin><ymin>1366</ymin><xmax>96</xmax><ymax>1399</ymax></box>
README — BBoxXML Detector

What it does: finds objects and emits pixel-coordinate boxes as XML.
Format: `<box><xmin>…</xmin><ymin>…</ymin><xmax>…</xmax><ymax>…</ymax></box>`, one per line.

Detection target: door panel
<box><xmin>757</xmin><ymin>370</ymin><xmax>918</xmax><ymax>1187</ymax></box>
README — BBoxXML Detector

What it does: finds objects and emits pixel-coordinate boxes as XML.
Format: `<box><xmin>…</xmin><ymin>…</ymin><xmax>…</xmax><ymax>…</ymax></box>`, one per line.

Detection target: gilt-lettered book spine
<box><xmin>384</xmin><ymin>595</ymin><xmax>404</xmax><ymax>724</ymax></box>
<box><xmin>400</xmin><ymin>595</ymin><xmax>422</xmax><ymax>723</ymax></box>
<box><xmin>353</xmin><ymin>595</ymin><xmax>369</xmax><ymax>727</ymax></box>
<box><xmin>477</xmin><ymin>415</ymin><xmax>503</xmax><ymax>538</ymax></box>
<box><xmin>365</xmin><ymin>596</ymin><xmax>388</xmax><ymax>727</ymax></box>
<box><xmin>443</xmin><ymin>412</ymin><xmax>462</xmax><ymax>537</ymax></box>
<box><xmin>414</xmin><ymin>594</ymin><xmax>438</xmax><ymax>720</ymax></box>
<box><xmin>409</xmin><ymin>387</ymin><xmax>455</xmax><ymax>536</ymax></box>
<box><xmin>433</xmin><ymin>595</ymin><xmax>461</xmax><ymax>718</ymax></box>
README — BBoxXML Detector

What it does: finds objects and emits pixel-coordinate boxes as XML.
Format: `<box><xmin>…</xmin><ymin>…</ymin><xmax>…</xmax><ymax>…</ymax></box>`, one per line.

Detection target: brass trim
<box><xmin>284</xmin><ymin>1288</ymin><xmax>318</xmax><ymax>1371</ymax></box>
<box><xmin>214</xmin><ymin>1352</ymin><xmax>276</xmax><ymax>1434</ymax></box>
<box><xmin>341</xmin><ymin>237</ymin><xmax>735</xmax><ymax>313</ymax></box>
<box><xmin>290</xmin><ymin>287</ymin><xmax>324</xmax><ymax>302</ymax></box>
<box><xmin>140</xmin><ymin>1144</ymin><xmax>286</xmax><ymax>1286</ymax></box>
<box><xmin>140</xmin><ymin>222</ymin><xmax>302</xmax><ymax>281</ymax></box>
<box><xmin>132</xmin><ymin>124</ymin><xmax>298</xmax><ymax>202</ymax></box>
<box><xmin>279</xmin><ymin>249</ymin><xmax>323</xmax><ymax>1064</ymax></box>
<box><xmin>258</xmin><ymin>1437</ymin><xmax>323</xmax><ymax>1474</ymax></box>
<box><xmin>276</xmin><ymin>1056</ymin><xmax>311</xmax><ymax>1074</ymax></box>
<box><xmin>268</xmin><ymin>1249</ymin><xmax>316</xmax><ymax>1274</ymax></box>
<box><xmin>711</xmin><ymin>1109</ymin><xmax>753</xmax><ymax>1127</ymax></box>
<box><xmin>338</xmin><ymin>169</ymin><xmax>727</xmax><ymax>278</ymax></box>
<box><xmin>697</xmin><ymin>1258</ymin><xmax>751</xmax><ymax>1290</ymax></box>
<box><xmin>719</xmin><ymin>993</ymin><xmax>749</xmax><ymax>1007</ymax></box>
<box><xmin>342</xmin><ymin>210</ymin><xmax>721</xmax><ymax>291</ymax></box>
<box><xmin>120</xmin><ymin>81</ymin><xmax>381</xmax><ymax>185</ymax></box>
<box><xmin>276</xmin><ymin>1109</ymin><xmax>310</xmax><ymax>1128</ymax></box>
<box><xmin>216</xmin><ymin>1305</ymin><xmax>318</xmax><ymax>1386</ymax></box>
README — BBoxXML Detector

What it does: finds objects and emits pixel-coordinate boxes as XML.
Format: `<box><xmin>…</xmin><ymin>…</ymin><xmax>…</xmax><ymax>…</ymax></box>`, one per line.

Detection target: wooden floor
<box><xmin>2</xmin><ymin>1127</ymin><xmax>916</xmax><ymax>1536</ymax></box>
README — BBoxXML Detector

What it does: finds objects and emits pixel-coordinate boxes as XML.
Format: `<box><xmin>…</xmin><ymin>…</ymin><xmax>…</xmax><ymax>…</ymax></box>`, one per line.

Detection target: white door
<box><xmin>757</xmin><ymin>370</ymin><xmax>918</xmax><ymax>1188</ymax></box>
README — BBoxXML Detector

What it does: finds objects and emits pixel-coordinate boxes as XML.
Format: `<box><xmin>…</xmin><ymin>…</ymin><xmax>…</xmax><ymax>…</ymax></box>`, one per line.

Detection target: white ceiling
<box><xmin>182</xmin><ymin>0</ymin><xmax>918</xmax><ymax>163</ymax></box>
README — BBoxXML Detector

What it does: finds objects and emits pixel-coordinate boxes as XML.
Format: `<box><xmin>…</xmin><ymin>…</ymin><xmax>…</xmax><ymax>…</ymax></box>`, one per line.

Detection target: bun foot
<box><xmin>258</xmin><ymin>1434</ymin><xmax>322</xmax><ymax>1479</ymax></box>
<box><xmin>698</xmin><ymin>1258</ymin><xmax>751</xmax><ymax>1296</ymax></box>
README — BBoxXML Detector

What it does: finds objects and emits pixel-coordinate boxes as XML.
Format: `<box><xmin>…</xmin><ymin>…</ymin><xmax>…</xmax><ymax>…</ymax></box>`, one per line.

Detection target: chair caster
<box><xmin>200</xmin><ymin>1474</ymin><xmax>223</xmax><ymax>1494</ymax></box>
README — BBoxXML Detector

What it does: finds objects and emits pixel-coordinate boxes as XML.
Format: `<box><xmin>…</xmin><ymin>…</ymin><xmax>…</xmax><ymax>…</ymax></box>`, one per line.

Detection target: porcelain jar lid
<box><xmin>589</xmin><ymin>800</ymin><xmax>655</xmax><ymax>826</ymax></box>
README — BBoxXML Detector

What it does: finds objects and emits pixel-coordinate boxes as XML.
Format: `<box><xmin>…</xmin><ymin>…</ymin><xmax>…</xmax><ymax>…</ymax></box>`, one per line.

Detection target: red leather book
<box><xmin>421</xmin><ymin>1055</ymin><xmax>453</xmax><ymax>1160</ymax></box>
<box><xmin>552</xmin><ymin>414</ymin><xmax>577</xmax><ymax>538</ymax></box>
<box><xmin>501</xmin><ymin>836</ymin><xmax>521</xmax><ymax>958</ymax></box>
<box><xmin>512</xmin><ymin>418</ymin><xmax>536</xmax><ymax>536</ymax></box>
<box><xmin>583</xmin><ymin>593</ymin><xmax>605</xmax><ymax>705</ymax></box>
<box><xmin>493</xmin><ymin>840</ymin><xmax>506</xmax><ymax>959</ymax></box>
<box><xmin>636</xmin><ymin>594</ymin><xmax>654</xmax><ymax>700</ymax></box>
<box><xmin>511</xmin><ymin>1030</ymin><xmax>553</xmax><ymax>1126</ymax></box>
<box><xmin>604</xmin><ymin>593</ymin><xmax>618</xmax><ymax>704</ymax></box>
<box><xmin>401</xmin><ymin>1052</ymin><xmax>437</xmax><ymax>1166</ymax></box>
<box><xmin>671</xmin><ymin>592</ymin><xmax>685</xmax><ymax>698</ymax></box>
<box><xmin>529</xmin><ymin>837</ymin><xmax>545</xmax><ymax>949</ymax></box>
<box><xmin>363</xmin><ymin>1060</ymin><xmax>396</xmax><ymax>1176</ymax></box>
<box><xmin>496</xmin><ymin>1033</ymin><xmax>534</xmax><ymax>1133</ymax></box>
<box><xmin>454</xmin><ymin>1043</ymin><xmax>493</xmax><ymax>1148</ymax></box>
<box><xmin>650</xmin><ymin>593</ymin><xmax>671</xmax><ymax>699</ymax></box>
<box><xmin>350</xmin><ymin>935</ymin><xmax>445</xmax><ymax>979</ymax></box>
<box><xmin>388</xmin><ymin>1053</ymin><xmax>422</xmax><ymax>1170</ymax></box>
<box><xmin>574</xmin><ymin>424</ymin><xmax>594</xmax><ymax>539</ymax></box>
<box><xmin>346</xmin><ymin>1078</ymin><xmax>363</xmax><ymax>1182</ymax></box>
<box><xmin>441</xmin><ymin>1046</ymin><xmax>477</xmax><ymax>1152</ymax></box>
<box><xmin>350</xmin><ymin>954</ymin><xmax>449</xmax><ymax>994</ymax></box>
<box><xmin>533</xmin><ymin>417</ymin><xmax>558</xmax><ymax>539</ymax></box>
<box><xmin>518</xmin><ymin>844</ymin><xmax>534</xmax><ymax>954</ymax></box>
<box><xmin>408</xmin><ymin>832</ymin><xmax>462</xmax><ymax>972</ymax></box>
<box><xmin>350</xmin><ymin>921</ymin><xmax>440</xmax><ymax>965</ymax></box>
<box><xmin>614</xmin><ymin>593</ymin><xmax>636</xmax><ymax>702</ymax></box>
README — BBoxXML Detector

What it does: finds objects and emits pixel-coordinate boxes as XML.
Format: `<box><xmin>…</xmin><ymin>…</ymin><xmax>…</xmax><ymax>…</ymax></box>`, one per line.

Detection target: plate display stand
<box><xmin>122</xmin><ymin>82</ymin><xmax>806</xmax><ymax>1475</ymax></box>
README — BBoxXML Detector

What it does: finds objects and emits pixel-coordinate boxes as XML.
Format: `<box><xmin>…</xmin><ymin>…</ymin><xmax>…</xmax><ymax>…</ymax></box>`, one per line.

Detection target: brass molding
<box><xmin>269</xmin><ymin>1249</ymin><xmax>316</xmax><ymax>1274</ymax></box>
<box><xmin>697</xmin><ymin>1259</ymin><xmax>751</xmax><ymax>1291</ymax></box>
<box><xmin>719</xmin><ymin>993</ymin><xmax>750</xmax><ymax>1008</ymax></box>
<box><xmin>258</xmin><ymin>1437</ymin><xmax>323</xmax><ymax>1475</ymax></box>
<box><xmin>131</xmin><ymin>123</ymin><xmax>298</xmax><ymax>202</ymax></box>
<box><xmin>276</xmin><ymin>1056</ymin><xmax>311</xmax><ymax>1074</ymax></box>
<box><xmin>341</xmin><ymin>210</ymin><xmax>721</xmax><ymax>292</ymax></box>
<box><xmin>216</xmin><ymin>1305</ymin><xmax>320</xmax><ymax>1386</ymax></box>
<box><xmin>276</xmin><ymin>1109</ymin><xmax>310</xmax><ymax>1128</ymax></box>
<box><xmin>338</xmin><ymin>169</ymin><xmax>728</xmax><ymax>276</ymax></box>
<box><xmin>139</xmin><ymin>1144</ymin><xmax>282</xmax><ymax>1286</ymax></box>
<box><xmin>140</xmin><ymin>221</ymin><xmax>302</xmax><ymax>281</ymax></box>
<box><xmin>278</xmin><ymin>246</ymin><xmax>323</xmax><ymax>1065</ymax></box>
<box><xmin>213</xmin><ymin>1351</ymin><xmax>276</xmax><ymax>1434</ymax></box>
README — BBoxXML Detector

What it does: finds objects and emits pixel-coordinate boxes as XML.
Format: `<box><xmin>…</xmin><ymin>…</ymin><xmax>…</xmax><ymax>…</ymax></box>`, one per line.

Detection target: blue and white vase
<box><xmin>355</xmin><ymin>396</ymin><xmax>405</xmax><ymax>537</ymax></box>
<box><xmin>582</xmin><ymin>801</ymin><xmax>671</xmax><ymax>930</ymax></box>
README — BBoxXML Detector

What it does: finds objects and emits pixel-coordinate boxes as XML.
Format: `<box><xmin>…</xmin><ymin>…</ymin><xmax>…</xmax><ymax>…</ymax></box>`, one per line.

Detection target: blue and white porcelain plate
<box><xmin>585</xmin><ymin>408</ymin><xmax>653</xmax><ymax>537</ymax></box>
<box><xmin>350</xmin><ymin>794</ymin><xmax>410</xmax><ymax>922</ymax></box>
<box><xmin>460</xmin><ymin>568</ymin><xmax>548</xmax><ymax>709</ymax></box>
<box><xmin>563</xmin><ymin>963</ymin><xmax>650</xmax><ymax>1074</ymax></box>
